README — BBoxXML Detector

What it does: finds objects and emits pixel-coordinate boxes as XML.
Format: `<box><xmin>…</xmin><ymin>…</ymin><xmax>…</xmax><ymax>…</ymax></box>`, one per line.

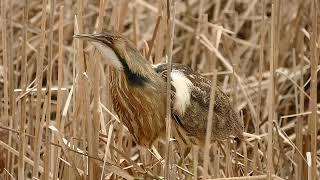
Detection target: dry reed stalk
<box><xmin>75</xmin><ymin>0</ymin><xmax>88</xmax><ymax>177</ymax></box>
<box><xmin>96</xmin><ymin>0</ymin><xmax>106</xmax><ymax>32</ymax></box>
<box><xmin>1</xmin><ymin>0</ymin><xmax>9</xmax><ymax>174</ymax></box>
<box><xmin>7</xmin><ymin>0</ymin><xmax>15</xmax><ymax>176</ymax></box>
<box><xmin>147</xmin><ymin>15</ymin><xmax>162</xmax><ymax>62</ymax></box>
<box><xmin>152</xmin><ymin>2</ymin><xmax>165</xmax><ymax>64</ymax></box>
<box><xmin>191</xmin><ymin>0</ymin><xmax>204</xmax><ymax>70</ymax></box>
<box><xmin>223</xmin><ymin>10</ymin><xmax>235</xmax><ymax>175</ymax></box>
<box><xmin>164</xmin><ymin>1</ymin><xmax>176</xmax><ymax>179</ymax></box>
<box><xmin>0</xmin><ymin>0</ymin><xmax>319</xmax><ymax>179</ymax></box>
<box><xmin>203</xmin><ymin>15</ymin><xmax>218</xmax><ymax>179</ymax></box>
<box><xmin>100</xmin><ymin>123</ymin><xmax>114</xmax><ymax>179</ymax></box>
<box><xmin>0</xmin><ymin>139</ymin><xmax>45</xmax><ymax>173</ymax></box>
<box><xmin>242</xmin><ymin>137</ymin><xmax>248</xmax><ymax>176</ymax></box>
<box><xmin>32</xmin><ymin>0</ymin><xmax>46</xmax><ymax>171</ymax></box>
<box><xmin>132</xmin><ymin>5</ymin><xmax>138</xmax><ymax>46</ymax></box>
<box><xmin>43</xmin><ymin>0</ymin><xmax>55</xmax><ymax>178</ymax></box>
<box><xmin>87</xmin><ymin>0</ymin><xmax>106</xmax><ymax>178</ymax></box>
<box><xmin>117</xmin><ymin>0</ymin><xmax>129</xmax><ymax>33</ymax></box>
<box><xmin>256</xmin><ymin>0</ymin><xmax>266</xmax><ymax>175</ymax></box>
<box><xmin>52</xmin><ymin>5</ymin><xmax>64</xmax><ymax>179</ymax></box>
<box><xmin>1</xmin><ymin>1</ymin><xmax>15</xmax><ymax>179</ymax></box>
<box><xmin>267</xmin><ymin>0</ymin><xmax>280</xmax><ymax>177</ymax></box>
<box><xmin>50</xmin><ymin>125</ymin><xmax>82</xmax><ymax>178</ymax></box>
<box><xmin>309</xmin><ymin>0</ymin><xmax>318</xmax><ymax>179</ymax></box>
<box><xmin>292</xmin><ymin>48</ymin><xmax>301</xmax><ymax>180</ymax></box>
<box><xmin>192</xmin><ymin>145</ymin><xmax>199</xmax><ymax>180</ymax></box>
<box><xmin>203</xmin><ymin>63</ymin><xmax>216</xmax><ymax>178</ymax></box>
<box><xmin>18</xmin><ymin>0</ymin><xmax>28</xmax><ymax>178</ymax></box>
<box><xmin>298</xmin><ymin>51</ymin><xmax>306</xmax><ymax>179</ymax></box>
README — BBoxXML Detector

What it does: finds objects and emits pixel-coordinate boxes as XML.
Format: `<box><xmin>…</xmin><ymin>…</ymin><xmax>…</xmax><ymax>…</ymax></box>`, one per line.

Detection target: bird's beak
<box><xmin>73</xmin><ymin>34</ymin><xmax>111</xmax><ymax>45</ymax></box>
<box><xmin>73</xmin><ymin>34</ymin><xmax>94</xmax><ymax>40</ymax></box>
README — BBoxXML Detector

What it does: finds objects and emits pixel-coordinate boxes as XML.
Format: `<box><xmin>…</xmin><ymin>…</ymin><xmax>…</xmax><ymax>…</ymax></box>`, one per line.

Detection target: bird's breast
<box><xmin>110</xmin><ymin>70</ymin><xmax>166</xmax><ymax>147</ymax></box>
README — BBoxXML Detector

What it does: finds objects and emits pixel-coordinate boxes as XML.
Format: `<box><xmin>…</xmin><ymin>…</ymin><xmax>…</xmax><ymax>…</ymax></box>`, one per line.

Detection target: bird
<box><xmin>74</xmin><ymin>31</ymin><xmax>244</xmax><ymax>148</ymax></box>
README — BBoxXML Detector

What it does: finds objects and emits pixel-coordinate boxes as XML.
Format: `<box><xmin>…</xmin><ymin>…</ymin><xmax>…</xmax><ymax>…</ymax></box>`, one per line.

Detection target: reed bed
<box><xmin>0</xmin><ymin>0</ymin><xmax>319</xmax><ymax>179</ymax></box>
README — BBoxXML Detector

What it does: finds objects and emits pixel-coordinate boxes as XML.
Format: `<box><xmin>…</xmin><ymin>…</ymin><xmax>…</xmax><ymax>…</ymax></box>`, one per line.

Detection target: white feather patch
<box><xmin>151</xmin><ymin>63</ymin><xmax>165</xmax><ymax>68</ymax></box>
<box><xmin>171</xmin><ymin>71</ymin><xmax>193</xmax><ymax>116</ymax></box>
<box><xmin>91</xmin><ymin>42</ymin><xmax>123</xmax><ymax>70</ymax></box>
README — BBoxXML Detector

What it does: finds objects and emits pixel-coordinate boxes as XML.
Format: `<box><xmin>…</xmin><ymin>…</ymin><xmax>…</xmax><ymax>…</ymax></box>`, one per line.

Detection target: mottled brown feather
<box><xmin>154</xmin><ymin>63</ymin><xmax>244</xmax><ymax>143</ymax></box>
<box><xmin>75</xmin><ymin>31</ymin><xmax>244</xmax><ymax>148</ymax></box>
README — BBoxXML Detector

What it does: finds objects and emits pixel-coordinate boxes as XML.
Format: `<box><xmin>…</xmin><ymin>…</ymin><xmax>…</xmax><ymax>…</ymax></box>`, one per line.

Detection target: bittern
<box><xmin>74</xmin><ymin>31</ymin><xmax>243</xmax><ymax>147</ymax></box>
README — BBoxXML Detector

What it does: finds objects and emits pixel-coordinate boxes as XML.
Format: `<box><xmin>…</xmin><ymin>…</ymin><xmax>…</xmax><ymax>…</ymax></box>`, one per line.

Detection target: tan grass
<box><xmin>0</xmin><ymin>0</ymin><xmax>319</xmax><ymax>179</ymax></box>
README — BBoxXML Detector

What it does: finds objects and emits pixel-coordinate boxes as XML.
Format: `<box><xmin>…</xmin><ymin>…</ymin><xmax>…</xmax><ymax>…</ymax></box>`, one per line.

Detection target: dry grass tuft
<box><xmin>0</xmin><ymin>0</ymin><xmax>319</xmax><ymax>179</ymax></box>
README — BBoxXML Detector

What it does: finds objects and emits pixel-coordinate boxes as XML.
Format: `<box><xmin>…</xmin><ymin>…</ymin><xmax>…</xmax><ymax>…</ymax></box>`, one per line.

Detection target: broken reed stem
<box><xmin>165</xmin><ymin>1</ymin><xmax>176</xmax><ymax>179</ymax></box>
<box><xmin>309</xmin><ymin>0</ymin><xmax>318</xmax><ymax>179</ymax></box>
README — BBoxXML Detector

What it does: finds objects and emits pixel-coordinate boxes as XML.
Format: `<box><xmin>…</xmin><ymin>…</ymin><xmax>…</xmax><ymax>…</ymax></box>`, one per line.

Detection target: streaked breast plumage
<box><xmin>74</xmin><ymin>31</ymin><xmax>244</xmax><ymax>147</ymax></box>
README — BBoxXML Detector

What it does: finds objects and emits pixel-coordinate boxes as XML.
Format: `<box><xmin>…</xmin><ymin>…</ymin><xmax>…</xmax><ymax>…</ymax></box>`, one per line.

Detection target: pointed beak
<box><xmin>73</xmin><ymin>34</ymin><xmax>94</xmax><ymax>40</ymax></box>
<box><xmin>73</xmin><ymin>33</ymin><xmax>111</xmax><ymax>45</ymax></box>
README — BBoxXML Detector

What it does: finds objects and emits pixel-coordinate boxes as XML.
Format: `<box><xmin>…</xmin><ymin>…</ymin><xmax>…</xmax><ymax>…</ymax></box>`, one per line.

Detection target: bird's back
<box><xmin>154</xmin><ymin>63</ymin><xmax>244</xmax><ymax>143</ymax></box>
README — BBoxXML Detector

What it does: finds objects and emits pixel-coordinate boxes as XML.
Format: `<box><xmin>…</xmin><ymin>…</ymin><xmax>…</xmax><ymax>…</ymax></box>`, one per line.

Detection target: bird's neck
<box><xmin>119</xmin><ymin>60</ymin><xmax>149</xmax><ymax>86</ymax></box>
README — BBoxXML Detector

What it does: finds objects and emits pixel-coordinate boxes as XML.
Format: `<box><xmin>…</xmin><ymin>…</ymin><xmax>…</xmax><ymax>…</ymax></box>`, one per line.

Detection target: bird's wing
<box><xmin>153</xmin><ymin>63</ymin><xmax>243</xmax><ymax>140</ymax></box>
<box><xmin>153</xmin><ymin>63</ymin><xmax>227</xmax><ymax>113</ymax></box>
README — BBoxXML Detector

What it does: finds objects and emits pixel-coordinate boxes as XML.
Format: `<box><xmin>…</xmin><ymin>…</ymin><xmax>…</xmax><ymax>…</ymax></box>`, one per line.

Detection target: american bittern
<box><xmin>74</xmin><ymin>31</ymin><xmax>244</xmax><ymax>147</ymax></box>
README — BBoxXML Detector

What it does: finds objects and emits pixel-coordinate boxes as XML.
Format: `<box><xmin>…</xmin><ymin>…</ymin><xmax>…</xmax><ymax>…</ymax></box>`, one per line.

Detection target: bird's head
<box><xmin>74</xmin><ymin>31</ymin><xmax>156</xmax><ymax>86</ymax></box>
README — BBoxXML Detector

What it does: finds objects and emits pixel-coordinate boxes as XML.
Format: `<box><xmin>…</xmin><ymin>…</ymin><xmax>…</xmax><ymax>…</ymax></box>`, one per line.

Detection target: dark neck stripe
<box><xmin>119</xmin><ymin>58</ymin><xmax>148</xmax><ymax>86</ymax></box>
<box><xmin>106</xmin><ymin>44</ymin><xmax>148</xmax><ymax>86</ymax></box>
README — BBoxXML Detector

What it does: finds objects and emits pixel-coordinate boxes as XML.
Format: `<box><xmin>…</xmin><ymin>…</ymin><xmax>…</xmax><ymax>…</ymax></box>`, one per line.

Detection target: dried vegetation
<box><xmin>0</xmin><ymin>0</ymin><xmax>319</xmax><ymax>179</ymax></box>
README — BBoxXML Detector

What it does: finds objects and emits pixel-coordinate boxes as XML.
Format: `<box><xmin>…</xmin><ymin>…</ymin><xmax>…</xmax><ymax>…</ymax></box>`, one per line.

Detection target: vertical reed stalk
<box><xmin>19</xmin><ymin>0</ymin><xmax>28</xmax><ymax>178</ymax></box>
<box><xmin>165</xmin><ymin>0</ymin><xmax>176</xmax><ymax>179</ymax></box>
<box><xmin>309</xmin><ymin>0</ymin><xmax>318</xmax><ymax>179</ymax></box>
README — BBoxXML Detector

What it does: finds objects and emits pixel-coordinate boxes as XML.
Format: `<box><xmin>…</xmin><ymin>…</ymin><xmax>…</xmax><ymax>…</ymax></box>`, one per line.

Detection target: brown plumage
<box><xmin>74</xmin><ymin>31</ymin><xmax>244</xmax><ymax>147</ymax></box>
